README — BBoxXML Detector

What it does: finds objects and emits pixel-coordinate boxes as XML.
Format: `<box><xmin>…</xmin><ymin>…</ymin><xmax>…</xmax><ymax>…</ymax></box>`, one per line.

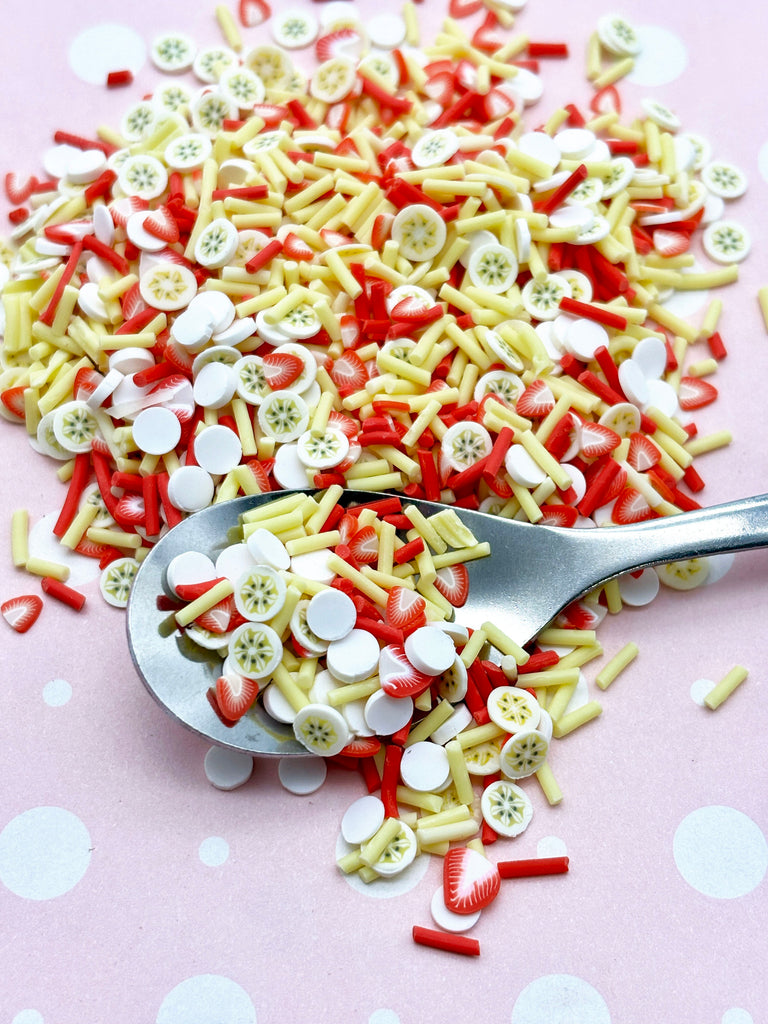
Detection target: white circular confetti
<box><xmin>12</xmin><ymin>1013</ymin><xmax>44</xmax><ymax>1024</ymax></box>
<box><xmin>42</xmin><ymin>678</ymin><xmax>72</xmax><ymax>707</ymax></box>
<box><xmin>689</xmin><ymin>678</ymin><xmax>714</xmax><ymax>707</ymax></box>
<box><xmin>28</xmin><ymin>512</ymin><xmax>100</xmax><ymax>585</ymax></box>
<box><xmin>511</xmin><ymin>974</ymin><xmax>611</xmax><ymax>1024</ymax></box>
<box><xmin>673</xmin><ymin>806</ymin><xmax>768</xmax><ymax>898</ymax></box>
<box><xmin>204</xmin><ymin>746</ymin><xmax>253</xmax><ymax>790</ymax></box>
<box><xmin>722</xmin><ymin>1010</ymin><xmax>754</xmax><ymax>1024</ymax></box>
<box><xmin>0</xmin><ymin>807</ymin><xmax>91</xmax><ymax>900</ymax></box>
<box><xmin>156</xmin><ymin>974</ymin><xmax>256</xmax><ymax>1024</ymax></box>
<box><xmin>278</xmin><ymin>755</ymin><xmax>328</xmax><ymax>794</ymax></box>
<box><xmin>369</xmin><ymin>1012</ymin><xmax>401</xmax><ymax>1024</ymax></box>
<box><xmin>536</xmin><ymin>835</ymin><xmax>568</xmax><ymax>858</ymax></box>
<box><xmin>68</xmin><ymin>24</ymin><xmax>147</xmax><ymax>85</ymax></box>
<box><xmin>626</xmin><ymin>25</ymin><xmax>688</xmax><ymax>87</ymax></box>
<box><xmin>198</xmin><ymin>837</ymin><xmax>230</xmax><ymax>867</ymax></box>
<box><xmin>335</xmin><ymin>833</ymin><xmax>429</xmax><ymax>898</ymax></box>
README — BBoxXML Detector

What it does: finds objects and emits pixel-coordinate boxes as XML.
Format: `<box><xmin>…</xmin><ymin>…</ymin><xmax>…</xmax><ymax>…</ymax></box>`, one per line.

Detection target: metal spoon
<box><xmin>126</xmin><ymin>489</ymin><xmax>768</xmax><ymax>756</ymax></box>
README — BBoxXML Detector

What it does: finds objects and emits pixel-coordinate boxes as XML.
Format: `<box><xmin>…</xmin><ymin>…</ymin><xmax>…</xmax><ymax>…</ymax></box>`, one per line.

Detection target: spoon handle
<box><xmin>571</xmin><ymin>492</ymin><xmax>768</xmax><ymax>583</ymax></box>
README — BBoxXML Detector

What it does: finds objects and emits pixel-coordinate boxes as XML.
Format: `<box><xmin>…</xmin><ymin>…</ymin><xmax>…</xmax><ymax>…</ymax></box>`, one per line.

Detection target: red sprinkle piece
<box><xmin>40</xmin><ymin>577</ymin><xmax>86</xmax><ymax>611</ymax></box>
<box><xmin>412</xmin><ymin>925</ymin><xmax>480</xmax><ymax>957</ymax></box>
<box><xmin>527</xmin><ymin>41</ymin><xmax>569</xmax><ymax>58</ymax></box>
<box><xmin>2</xmin><ymin>594</ymin><xmax>44</xmax><ymax>633</ymax></box>
<box><xmin>106</xmin><ymin>69</ymin><xmax>133</xmax><ymax>88</ymax></box>
<box><xmin>498</xmin><ymin>856</ymin><xmax>570</xmax><ymax>878</ymax></box>
<box><xmin>559</xmin><ymin>296</ymin><xmax>628</xmax><ymax>331</ymax></box>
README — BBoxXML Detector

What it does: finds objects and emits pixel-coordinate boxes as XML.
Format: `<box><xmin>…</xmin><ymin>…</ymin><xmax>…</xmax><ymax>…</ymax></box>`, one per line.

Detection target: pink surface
<box><xmin>1</xmin><ymin>2</ymin><xmax>767</xmax><ymax>1022</ymax></box>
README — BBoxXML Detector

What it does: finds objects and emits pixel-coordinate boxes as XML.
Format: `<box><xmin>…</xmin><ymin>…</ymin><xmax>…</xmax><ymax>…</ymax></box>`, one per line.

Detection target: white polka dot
<box><xmin>689</xmin><ymin>678</ymin><xmax>714</xmax><ymax>706</ymax></box>
<box><xmin>13</xmin><ymin>1011</ymin><xmax>45</xmax><ymax>1024</ymax></box>
<box><xmin>369</xmin><ymin>1012</ymin><xmax>401</xmax><ymax>1024</ymax></box>
<box><xmin>156</xmin><ymin>974</ymin><xmax>256</xmax><ymax>1024</ymax></box>
<box><xmin>674</xmin><ymin>806</ymin><xmax>768</xmax><ymax>898</ymax></box>
<box><xmin>335</xmin><ymin>834</ymin><xmax>429</xmax><ymax>898</ymax></box>
<box><xmin>626</xmin><ymin>26</ymin><xmax>688</xmax><ymax>87</ymax></box>
<box><xmin>28</xmin><ymin>513</ymin><xmax>100</xmax><ymax>585</ymax></box>
<box><xmin>68</xmin><ymin>24</ymin><xmax>147</xmax><ymax>85</ymax></box>
<box><xmin>537</xmin><ymin>835</ymin><xmax>568</xmax><ymax>858</ymax></box>
<box><xmin>0</xmin><ymin>807</ymin><xmax>91</xmax><ymax>900</ymax></box>
<box><xmin>198</xmin><ymin>837</ymin><xmax>230</xmax><ymax>867</ymax></box>
<box><xmin>511</xmin><ymin>974</ymin><xmax>611</xmax><ymax>1024</ymax></box>
<box><xmin>43</xmin><ymin>678</ymin><xmax>72</xmax><ymax>707</ymax></box>
<box><xmin>722</xmin><ymin>1010</ymin><xmax>754</xmax><ymax>1024</ymax></box>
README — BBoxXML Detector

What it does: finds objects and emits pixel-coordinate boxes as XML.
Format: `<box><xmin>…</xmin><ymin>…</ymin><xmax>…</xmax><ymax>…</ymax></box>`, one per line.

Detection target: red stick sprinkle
<box><xmin>497</xmin><ymin>856</ymin><xmax>569</xmax><ymax>878</ymax></box>
<box><xmin>559</xmin><ymin>296</ymin><xmax>628</xmax><ymax>331</ymax></box>
<box><xmin>106</xmin><ymin>69</ymin><xmax>133</xmax><ymax>88</ymax></box>
<box><xmin>40</xmin><ymin>577</ymin><xmax>86</xmax><ymax>612</ymax></box>
<box><xmin>412</xmin><ymin>926</ymin><xmax>480</xmax><ymax>956</ymax></box>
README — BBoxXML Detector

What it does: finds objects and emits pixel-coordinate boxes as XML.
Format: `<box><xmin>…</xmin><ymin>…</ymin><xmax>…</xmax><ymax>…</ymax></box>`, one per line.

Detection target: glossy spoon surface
<box><xmin>126</xmin><ymin>489</ymin><xmax>768</xmax><ymax>756</ymax></box>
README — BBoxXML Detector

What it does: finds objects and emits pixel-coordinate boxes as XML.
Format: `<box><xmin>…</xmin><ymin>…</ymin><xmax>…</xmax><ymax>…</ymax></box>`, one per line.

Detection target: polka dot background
<box><xmin>0</xmin><ymin>1</ymin><xmax>766</xmax><ymax>1021</ymax></box>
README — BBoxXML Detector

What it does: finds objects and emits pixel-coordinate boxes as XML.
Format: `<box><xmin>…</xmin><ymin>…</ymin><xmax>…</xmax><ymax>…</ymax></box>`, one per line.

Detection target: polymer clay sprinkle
<box><xmin>0</xmin><ymin>0</ymin><xmax>755</xmax><ymax>959</ymax></box>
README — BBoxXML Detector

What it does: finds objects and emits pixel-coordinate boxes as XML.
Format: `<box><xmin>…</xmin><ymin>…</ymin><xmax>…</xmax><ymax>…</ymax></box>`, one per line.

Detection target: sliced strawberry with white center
<box><xmin>348</xmin><ymin>524</ymin><xmax>379</xmax><ymax>564</ymax></box>
<box><xmin>262</xmin><ymin>351</ymin><xmax>304</xmax><ymax>390</ymax></box>
<box><xmin>653</xmin><ymin>228</ymin><xmax>690</xmax><ymax>257</ymax></box>
<box><xmin>1</xmin><ymin>386</ymin><xmax>27</xmax><ymax>420</ymax></box>
<box><xmin>627</xmin><ymin>431</ymin><xmax>661</xmax><ymax>472</ymax></box>
<box><xmin>423</xmin><ymin>70</ymin><xmax>455</xmax><ymax>107</ymax></box>
<box><xmin>2</xmin><ymin>594</ymin><xmax>43</xmax><ymax>633</ymax></box>
<box><xmin>251</xmin><ymin>103</ymin><xmax>288</xmax><ymax>127</ymax></box>
<box><xmin>515</xmin><ymin>379</ymin><xmax>555</xmax><ymax>418</ymax></box>
<box><xmin>579</xmin><ymin>421</ymin><xmax>621</xmax><ymax>459</ymax></box>
<box><xmin>214</xmin><ymin>672</ymin><xmax>259</xmax><ymax>723</ymax></box>
<box><xmin>144</xmin><ymin>205</ymin><xmax>180</xmax><ymax>244</ymax></box>
<box><xmin>449</xmin><ymin>0</ymin><xmax>484</xmax><ymax>16</ymax></box>
<box><xmin>386</xmin><ymin>586</ymin><xmax>427</xmax><ymax>630</ymax></box>
<box><xmin>329</xmin><ymin>350</ymin><xmax>368</xmax><ymax>393</ymax></box>
<box><xmin>243</xmin><ymin>458</ymin><xmax>272</xmax><ymax>493</ymax></box>
<box><xmin>678</xmin><ymin>375</ymin><xmax>718</xmax><ymax>410</ymax></box>
<box><xmin>315</xmin><ymin>27</ymin><xmax>363</xmax><ymax>62</ymax></box>
<box><xmin>337</xmin><ymin>512</ymin><xmax>359</xmax><ymax>545</ymax></box>
<box><xmin>327</xmin><ymin>409</ymin><xmax>358</xmax><ymax>439</ymax></box>
<box><xmin>282</xmin><ymin>232</ymin><xmax>315</xmax><ymax>261</ymax></box>
<box><xmin>390</xmin><ymin>296</ymin><xmax>442</xmax><ymax>323</ymax></box>
<box><xmin>120</xmin><ymin>281</ymin><xmax>147</xmax><ymax>321</ymax></box>
<box><xmin>339</xmin><ymin>314</ymin><xmax>361</xmax><ymax>349</ymax></box>
<box><xmin>378</xmin><ymin>642</ymin><xmax>434</xmax><ymax>698</ymax></box>
<box><xmin>433</xmin><ymin>563</ymin><xmax>469</xmax><ymax>607</ymax></box>
<box><xmin>73</xmin><ymin>366</ymin><xmax>103</xmax><ymax>400</ymax></box>
<box><xmin>5</xmin><ymin>171</ymin><xmax>38</xmax><ymax>205</ymax></box>
<box><xmin>612</xmin><ymin>486</ymin><xmax>657</xmax><ymax>524</ymax></box>
<box><xmin>538</xmin><ymin>504</ymin><xmax>579</xmax><ymax>528</ymax></box>
<box><xmin>238</xmin><ymin>0</ymin><xmax>271</xmax><ymax>28</ymax></box>
<box><xmin>556</xmin><ymin>598</ymin><xmax>606</xmax><ymax>630</ymax></box>
<box><xmin>443</xmin><ymin>846</ymin><xmax>501</xmax><ymax>915</ymax></box>
<box><xmin>196</xmin><ymin>595</ymin><xmax>235</xmax><ymax>634</ymax></box>
<box><xmin>340</xmin><ymin>736</ymin><xmax>382</xmax><ymax>758</ymax></box>
<box><xmin>114</xmin><ymin>493</ymin><xmax>146</xmax><ymax>526</ymax></box>
<box><xmin>371</xmin><ymin>212</ymin><xmax>394</xmax><ymax>250</ymax></box>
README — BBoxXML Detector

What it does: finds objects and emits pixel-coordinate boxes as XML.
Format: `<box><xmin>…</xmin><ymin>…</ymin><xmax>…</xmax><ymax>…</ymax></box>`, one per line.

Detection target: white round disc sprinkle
<box><xmin>517</xmin><ymin>130</ymin><xmax>561</xmax><ymax>170</ymax></box>
<box><xmin>644</xmin><ymin>378</ymin><xmax>679</xmax><ymax>418</ymax></box>
<box><xmin>215</xmin><ymin>542</ymin><xmax>256</xmax><ymax>582</ymax></box>
<box><xmin>430</xmin><ymin>703</ymin><xmax>474</xmax><ymax>745</ymax></box>
<box><xmin>278</xmin><ymin>756</ymin><xmax>328</xmax><ymax>794</ymax></box>
<box><xmin>306</xmin><ymin>589</ymin><xmax>357</xmax><ymax>641</ymax></box>
<box><xmin>167</xmin><ymin>465</ymin><xmax>215</xmax><ymax>512</ymax></box>
<box><xmin>193</xmin><ymin>362</ymin><xmax>237</xmax><ymax>409</ymax></box>
<box><xmin>341</xmin><ymin>795</ymin><xmax>386</xmax><ymax>845</ymax></box>
<box><xmin>504</xmin><ymin>445</ymin><xmax>547</xmax><ymax>488</ymax></box>
<box><xmin>618</xmin><ymin>567</ymin><xmax>661</xmax><ymax>606</ymax></box>
<box><xmin>204</xmin><ymin>745</ymin><xmax>254</xmax><ymax>790</ymax></box>
<box><xmin>289</xmin><ymin>548</ymin><xmax>335</xmax><ymax>584</ymax></box>
<box><xmin>364</xmin><ymin>688</ymin><xmax>414</xmax><ymax>736</ymax></box>
<box><xmin>172</xmin><ymin>306</ymin><xmax>215</xmax><ymax>349</ymax></box>
<box><xmin>327</xmin><ymin>628</ymin><xmax>380</xmax><ymax>683</ymax></box>
<box><xmin>262</xmin><ymin>681</ymin><xmax>297</xmax><ymax>724</ymax></box>
<box><xmin>404</xmin><ymin>626</ymin><xmax>455</xmax><ymax>676</ymax></box>
<box><xmin>194</xmin><ymin>424</ymin><xmax>243</xmax><ymax>475</ymax></box>
<box><xmin>166</xmin><ymin>550</ymin><xmax>217</xmax><ymax>596</ymax></box>
<box><xmin>631</xmin><ymin>335</ymin><xmax>668</xmax><ymax>379</ymax></box>
<box><xmin>430</xmin><ymin>886</ymin><xmax>481</xmax><ymax>932</ymax></box>
<box><xmin>246</xmin><ymin>528</ymin><xmax>290</xmax><ymax>570</ymax></box>
<box><xmin>368</xmin><ymin>13</ymin><xmax>407</xmax><ymax>49</ymax></box>
<box><xmin>400</xmin><ymin>741</ymin><xmax>451</xmax><ymax>792</ymax></box>
<box><xmin>564</xmin><ymin>318</ymin><xmax>609</xmax><ymax>361</ymax></box>
<box><xmin>131</xmin><ymin>406</ymin><xmax>182</xmax><ymax>455</ymax></box>
<box><xmin>617</xmin><ymin>358</ymin><xmax>650</xmax><ymax>406</ymax></box>
<box><xmin>189</xmin><ymin>290</ymin><xmax>236</xmax><ymax>334</ymax></box>
<box><xmin>108</xmin><ymin>347</ymin><xmax>154</xmax><ymax>376</ymax></box>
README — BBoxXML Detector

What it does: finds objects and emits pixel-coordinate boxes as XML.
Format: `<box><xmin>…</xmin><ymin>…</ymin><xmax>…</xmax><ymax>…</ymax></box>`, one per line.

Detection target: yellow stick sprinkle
<box><xmin>704</xmin><ymin>665</ymin><xmax>748</xmax><ymax>710</ymax></box>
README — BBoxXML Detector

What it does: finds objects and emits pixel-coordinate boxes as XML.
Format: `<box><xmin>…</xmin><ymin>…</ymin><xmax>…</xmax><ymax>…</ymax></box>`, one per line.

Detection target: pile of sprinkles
<box><xmin>0</xmin><ymin>0</ymin><xmax>754</xmax><ymax>953</ymax></box>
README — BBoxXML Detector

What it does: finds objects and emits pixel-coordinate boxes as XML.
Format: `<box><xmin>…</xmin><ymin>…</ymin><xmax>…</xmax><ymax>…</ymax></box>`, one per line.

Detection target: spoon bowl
<box><xmin>127</xmin><ymin>488</ymin><xmax>768</xmax><ymax>756</ymax></box>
